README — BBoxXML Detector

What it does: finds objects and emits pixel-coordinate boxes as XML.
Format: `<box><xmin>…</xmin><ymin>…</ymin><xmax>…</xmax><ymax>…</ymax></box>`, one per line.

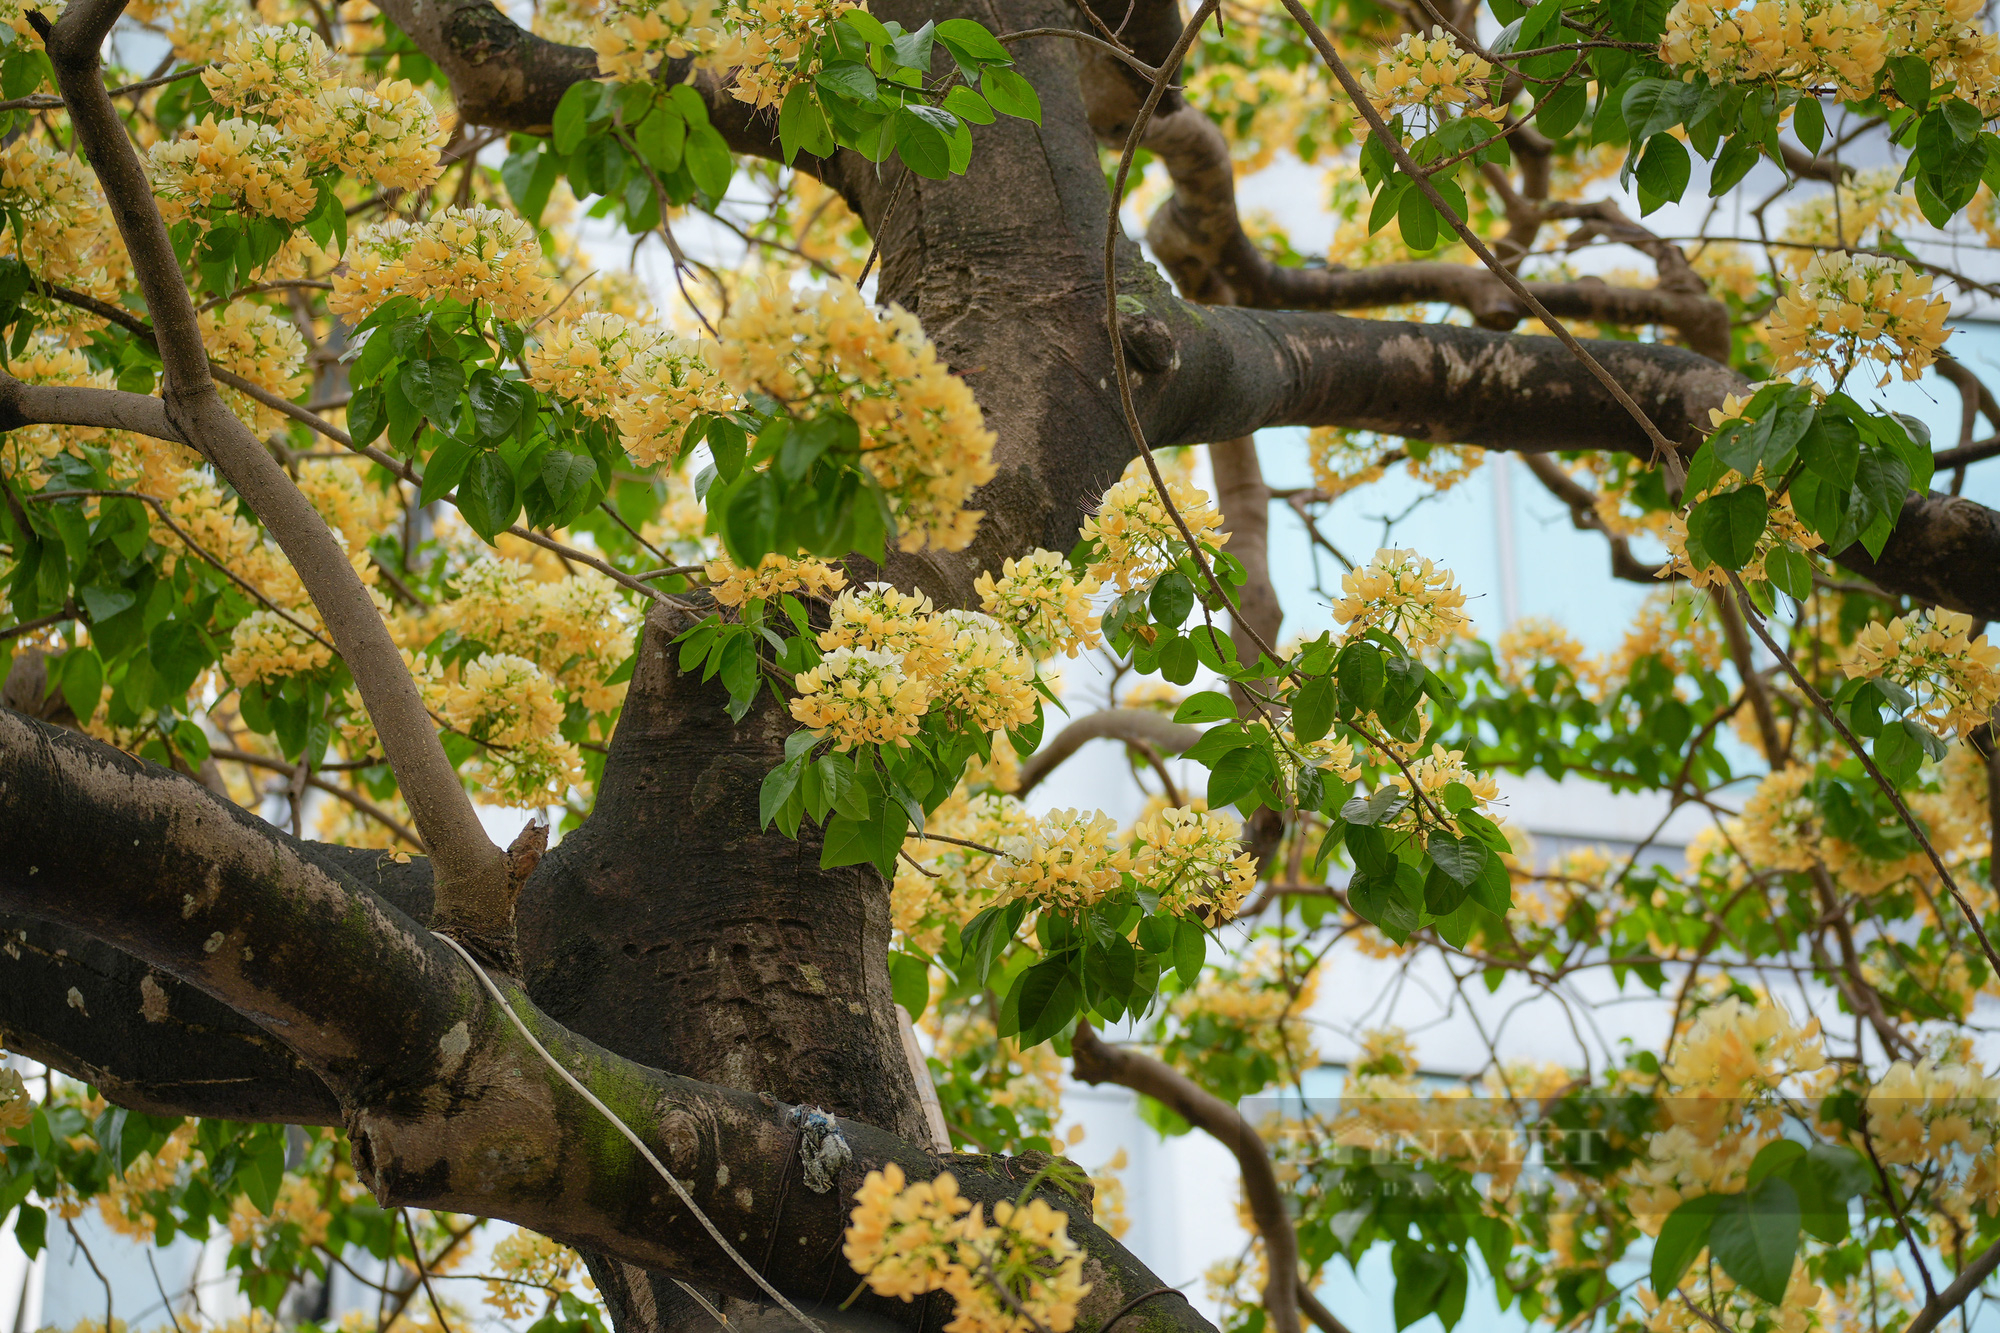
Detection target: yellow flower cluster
<box><xmin>612</xmin><ymin>334</ymin><xmax>738</xmax><ymax>466</ymax></box>
<box><xmin>592</xmin><ymin>0</ymin><xmax>724</xmax><ymax>81</ymax></box>
<box><xmin>333</xmin><ymin>208</ymin><xmax>551</xmax><ymax>324</ymax></box>
<box><xmin>996</xmin><ymin>808</ymin><xmax>1127</xmax><ymax>911</ymax></box>
<box><xmin>1630</xmin><ymin>996</ymin><xmax>1829</xmax><ymax>1224</ymax></box>
<box><xmin>222</xmin><ymin>610</ymin><xmax>333</xmax><ymax>684</ymax></box>
<box><xmin>0</xmin><ymin>136</ymin><xmax>121</xmax><ymax>297</ymax></box>
<box><xmin>529</xmin><ymin>312</ymin><xmax>657</xmax><ymax>422</ymax></box>
<box><xmin>1080</xmin><ymin>455</ymin><xmax>1230</xmax><ymax>593</ymax></box>
<box><xmin>1386</xmin><ymin>743</ymin><xmax>1500</xmax><ymax>829</ymax></box>
<box><xmin>844</xmin><ymin>1164</ymin><xmax>1090</xmax><ymax>1333</ymax></box>
<box><xmin>1129</xmin><ymin>805</ymin><xmax>1255</xmax><ymax>921</ymax></box>
<box><xmin>202</xmin><ymin>300</ymin><xmax>309</xmax><ymax>433</ymax></box>
<box><xmin>791</xmin><ymin>646</ymin><xmax>930</xmax><ymax>749</ymax></box>
<box><xmin>1184</xmin><ymin>63</ymin><xmax>1343</xmax><ymax>173</ymax></box>
<box><xmin>440</xmin><ymin>555</ymin><xmax>632</xmax><ymax>714</ymax></box>
<box><xmin>931</xmin><ymin>611</ymin><xmax>1040</xmax><ymax>733</ymax></box>
<box><xmin>974</xmin><ymin>549</ymin><xmax>1103</xmax><ymax>660</ymax></box>
<box><xmin>149</xmin><ymin>117</ymin><xmax>318</xmax><ymax>224</ymax></box>
<box><xmin>483</xmin><ymin>1231</ymin><xmax>582</xmax><ymax>1320</ymax></box>
<box><xmin>1662</xmin><ymin>467</ymin><xmax>1823</xmax><ymax>591</ymax></box>
<box><xmin>1664</xmin><ymin>0</ymin><xmax>2000</xmax><ymax>105</ymax></box>
<box><xmin>1331</xmin><ymin>548</ymin><xmax>1470</xmax><ymax>651</ymax></box>
<box><xmin>1307</xmin><ymin>429</ymin><xmax>1487</xmax><ymax>501</ymax></box>
<box><xmin>704</xmin><ymin>551</ymin><xmax>848</xmax><ymax>606</ymax></box>
<box><xmin>1781</xmin><ymin>168</ymin><xmax>1916</xmax><ymax>251</ymax></box>
<box><xmin>820</xmin><ymin>582</ymin><xmax>952</xmax><ymax>676</ymax></box>
<box><xmin>407</xmin><ymin>206</ymin><xmax>553</xmax><ymax>324</ymax></box>
<box><xmin>0</xmin><ymin>339</ymin><xmax>118</xmax><ymax>479</ymax></box>
<box><xmin>202</xmin><ymin>23</ymin><xmax>341</xmax><ymax>117</ymax></box>
<box><xmin>1865</xmin><ymin>1055</ymin><xmax>2000</xmax><ymax>1169</ymax></box>
<box><xmin>328</xmin><ymin>218</ymin><xmax>420</xmax><ymax>320</ymax></box>
<box><xmin>1496</xmin><ymin>616</ymin><xmax>1592</xmax><ymax>689</ymax></box>
<box><xmin>709</xmin><ymin>0</ymin><xmax>850</xmax><ymax>106</ymax></box>
<box><xmin>895</xmin><ymin>788</ymin><xmax>1037</xmax><ymax>952</ymax></box>
<box><xmin>170</xmin><ymin>0</ymin><xmax>255</xmax><ymax>60</ymax></box>
<box><xmin>1767</xmin><ymin>252</ymin><xmax>1952</xmax><ymax>385</ymax></box>
<box><xmin>1356</xmin><ymin>28</ymin><xmax>1497</xmax><ymax>121</ymax></box>
<box><xmin>1844</xmin><ymin>609</ymin><xmax>2000</xmax><ymax>739</ymax></box>
<box><xmin>437</xmin><ymin>652</ymin><xmax>587</xmax><ymax>806</ymax></box>
<box><xmin>295</xmin><ymin>80</ymin><xmax>449</xmax><ymax>192</ymax></box>
<box><xmin>717</xmin><ymin>280</ymin><xmax>998</xmax><ymax>552</ymax></box>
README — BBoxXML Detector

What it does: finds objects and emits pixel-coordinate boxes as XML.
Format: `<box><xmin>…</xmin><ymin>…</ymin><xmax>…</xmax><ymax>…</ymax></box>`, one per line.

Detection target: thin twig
<box><xmin>994</xmin><ymin>27</ymin><xmax>1162</xmax><ymax>78</ymax></box>
<box><xmin>1725</xmin><ymin>571</ymin><xmax>2000</xmax><ymax>978</ymax></box>
<box><xmin>1278</xmin><ymin>0</ymin><xmax>1684</xmax><ymax>485</ymax></box>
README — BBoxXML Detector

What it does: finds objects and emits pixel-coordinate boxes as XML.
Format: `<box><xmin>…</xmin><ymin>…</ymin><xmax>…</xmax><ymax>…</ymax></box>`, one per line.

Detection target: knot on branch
<box><xmin>1119</xmin><ymin>309</ymin><xmax>1177</xmax><ymax>374</ymax></box>
<box><xmin>788</xmin><ymin>1104</ymin><xmax>853</xmax><ymax>1193</ymax></box>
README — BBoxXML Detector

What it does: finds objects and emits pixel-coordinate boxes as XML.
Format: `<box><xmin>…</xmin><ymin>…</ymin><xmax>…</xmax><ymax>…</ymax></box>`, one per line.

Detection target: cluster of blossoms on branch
<box><xmin>148</xmin><ymin>23</ymin><xmax>448</xmax><ymax>225</ymax></box>
<box><xmin>1661</xmin><ymin>0</ymin><xmax>2000</xmax><ymax>104</ymax></box>
<box><xmin>1843</xmin><ymin>608</ymin><xmax>2000</xmax><ymax>738</ymax></box>
<box><xmin>591</xmin><ymin>0</ymin><xmax>859</xmax><ymax>108</ymax></box>
<box><xmin>1766</xmin><ymin>253</ymin><xmax>1953</xmax><ymax>387</ymax></box>
<box><xmin>843</xmin><ymin>1164</ymin><xmax>1091</xmax><ymax>1333</ymax></box>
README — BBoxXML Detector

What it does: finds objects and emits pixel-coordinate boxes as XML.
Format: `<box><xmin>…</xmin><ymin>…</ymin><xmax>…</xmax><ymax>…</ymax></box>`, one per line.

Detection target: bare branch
<box><xmin>45</xmin><ymin>0</ymin><xmax>509</xmax><ymax>944</ymax></box>
<box><xmin>1015</xmin><ymin>708</ymin><xmax>1202</xmax><ymax>797</ymax></box>
<box><xmin>1072</xmin><ymin>1021</ymin><xmax>1303</xmax><ymax>1333</ymax></box>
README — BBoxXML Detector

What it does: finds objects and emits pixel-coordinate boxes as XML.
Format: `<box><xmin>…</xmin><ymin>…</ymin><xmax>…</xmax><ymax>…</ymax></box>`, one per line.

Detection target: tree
<box><xmin>3</xmin><ymin>0</ymin><xmax>2000</xmax><ymax>1330</ymax></box>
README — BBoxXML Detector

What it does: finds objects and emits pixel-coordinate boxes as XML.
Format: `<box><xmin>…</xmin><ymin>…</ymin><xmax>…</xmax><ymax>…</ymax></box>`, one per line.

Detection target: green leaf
<box><xmin>777</xmin><ymin>83</ymin><xmax>834</xmax><ymax>162</ymax></box>
<box><xmin>1764</xmin><ymin>545</ymin><xmax>1813</xmax><ymax>600</ymax></box>
<box><xmin>1708</xmin><ymin>1180</ymin><xmax>1802</xmax><ymax>1305</ymax></box>
<box><xmin>934</xmin><ymin>17</ymin><xmax>1012</xmax><ymax>62</ymax></box>
<box><xmin>1426</xmin><ymin>830</ymin><xmax>1487</xmax><ymax>887</ymax></box>
<box><xmin>980</xmin><ymin>65</ymin><xmax>1041</xmax><ymax>122</ymax></box>
<box><xmin>894</xmin><ymin>107</ymin><xmax>951</xmax><ymax>179</ymax></box>
<box><xmin>1172</xmin><ymin>690</ymin><xmax>1237</xmax><ymax>724</ymax></box>
<box><xmin>60</xmin><ymin>646</ymin><xmax>102</xmax><ymax>721</ymax></box>
<box><xmin>842</xmin><ymin>9</ymin><xmax>893</xmax><ymax>42</ymax></box>
<box><xmin>636</xmin><ymin>102</ymin><xmax>688</xmax><ymax>172</ymax></box>
<box><xmin>1635</xmin><ymin>133</ymin><xmax>1691</xmax><ymax>212</ymax></box>
<box><xmin>1651</xmin><ymin>1195</ymin><xmax>1718</xmax><ymax>1297</ymax></box>
<box><xmin>1746</xmin><ymin>1139</ymin><xmax>1807</xmax><ymax>1186</ymax></box>
<box><xmin>1397</xmin><ymin>186</ymin><xmax>1439</xmax><ymax>250</ymax></box>
<box><xmin>1391</xmin><ymin>1246</ymin><xmax>1453</xmax><ymax>1333</ymax></box>
<box><xmin>346</xmin><ymin>383</ymin><xmax>387</xmax><ymax>446</ymax></box>
<box><xmin>1709</xmin><ymin>134</ymin><xmax>1762</xmax><ymax>195</ymax></box>
<box><xmin>1172</xmin><ymin>916</ymin><xmax>1205</xmax><ymax>985</ymax></box>
<box><xmin>943</xmin><ymin>84</ymin><xmax>995</xmax><ymax>124</ymax></box>
<box><xmin>1797</xmin><ymin>410</ymin><xmax>1860</xmax><ymax>489</ymax></box>
<box><xmin>536</xmin><ymin>449</ymin><xmax>598</xmax><ymax>523</ymax></box>
<box><xmin>1291</xmin><ymin>674</ymin><xmax>1335</xmax><ymax>743</ymax></box>
<box><xmin>1148</xmin><ymin>570</ymin><xmax>1195</xmax><ymax>627</ymax></box>
<box><xmin>456</xmin><ymin>451</ymin><xmax>519</xmax><ymax>542</ymax></box>
<box><xmin>552</xmin><ymin>79</ymin><xmax>598</xmax><ymax>155</ymax></box>
<box><xmin>1873</xmin><ymin>718</ymin><xmax>1927</xmax><ymax>786</ymax></box>
<box><xmin>1011</xmin><ymin>956</ymin><xmax>1079</xmax><ymax>1045</ymax></box>
<box><xmin>1687</xmin><ymin>485</ymin><xmax>1768</xmax><ymax>570</ymax></box>
<box><xmin>889</xmin><ymin>950</ymin><xmax>930</xmax><ymax>1019</ymax></box>
<box><xmin>1206</xmin><ymin>745</ymin><xmax>1271</xmax><ymax>809</ymax></box>
<box><xmin>1337</xmin><ymin>639</ymin><xmax>1387</xmax><ymax>712</ymax></box>
<box><xmin>1343</xmin><ymin>786</ymin><xmax>1408</xmax><ymax>826</ymax></box>
<box><xmin>684</xmin><ymin>123</ymin><xmax>734</xmax><ymax>197</ymax></box>
<box><xmin>818</xmin><ymin>60</ymin><xmax>880</xmax><ymax>103</ymax></box>
<box><xmin>402</xmin><ymin>357</ymin><xmax>465</xmax><ymax>423</ymax></box>
<box><xmin>1537</xmin><ymin>78</ymin><xmax>1588</xmax><ymax>138</ymax></box>
<box><xmin>1793</xmin><ymin>95</ymin><xmax>1825</xmax><ymax>154</ymax></box>
<box><xmin>820</xmin><ymin>812</ymin><xmax>878</xmax><ymax>868</ymax></box>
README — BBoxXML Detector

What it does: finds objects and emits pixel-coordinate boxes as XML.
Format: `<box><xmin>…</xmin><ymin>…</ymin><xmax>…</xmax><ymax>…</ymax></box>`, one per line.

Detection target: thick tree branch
<box><xmin>1517</xmin><ymin>453</ymin><xmax>1668</xmax><ymax>584</ymax></box>
<box><xmin>47</xmin><ymin>0</ymin><xmax>509</xmax><ymax>943</ymax></box>
<box><xmin>366</xmin><ymin>0</ymin><xmax>828</xmax><ymax>178</ymax></box>
<box><xmin>0</xmin><ymin>711</ymin><xmax>1210</xmax><ymax>1333</ymax></box>
<box><xmin>1071</xmin><ymin>1022</ymin><xmax>1302</xmax><ymax>1333</ymax></box>
<box><xmin>1151</xmin><ymin>306</ymin><xmax>1739</xmax><ymax>452</ymax></box>
<box><xmin>1135</xmin><ymin>106</ymin><xmax>1731</xmax><ymax>361</ymax></box>
<box><xmin>1014</xmin><ymin>708</ymin><xmax>1202</xmax><ymax>797</ymax></box>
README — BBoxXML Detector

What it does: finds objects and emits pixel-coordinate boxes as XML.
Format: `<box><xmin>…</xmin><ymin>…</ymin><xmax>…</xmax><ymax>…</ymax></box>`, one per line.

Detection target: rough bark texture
<box><xmin>521</xmin><ymin>605</ymin><xmax>928</xmax><ymax>1144</ymax></box>
<box><xmin>0</xmin><ymin>710</ymin><xmax>1201</xmax><ymax>1333</ymax></box>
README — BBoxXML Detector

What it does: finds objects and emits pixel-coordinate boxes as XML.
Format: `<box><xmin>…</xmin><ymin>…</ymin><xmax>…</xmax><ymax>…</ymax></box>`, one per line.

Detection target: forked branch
<box><xmin>44</xmin><ymin>0</ymin><xmax>510</xmax><ymax>951</ymax></box>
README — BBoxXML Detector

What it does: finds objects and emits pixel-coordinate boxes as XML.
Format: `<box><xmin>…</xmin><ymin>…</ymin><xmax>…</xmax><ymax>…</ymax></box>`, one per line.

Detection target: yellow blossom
<box><xmin>1844</xmin><ymin>609</ymin><xmax>2000</xmax><ymax>738</ymax></box>
<box><xmin>1080</xmin><ymin>455</ymin><xmax>1230</xmax><ymax>593</ymax></box>
<box><xmin>975</xmin><ymin>549</ymin><xmax>1102</xmax><ymax>659</ymax></box>
<box><xmin>791</xmin><ymin>646</ymin><xmax>930</xmax><ymax>750</ymax></box>
<box><xmin>705</xmin><ymin>551</ymin><xmax>848</xmax><ymax>606</ymax></box>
